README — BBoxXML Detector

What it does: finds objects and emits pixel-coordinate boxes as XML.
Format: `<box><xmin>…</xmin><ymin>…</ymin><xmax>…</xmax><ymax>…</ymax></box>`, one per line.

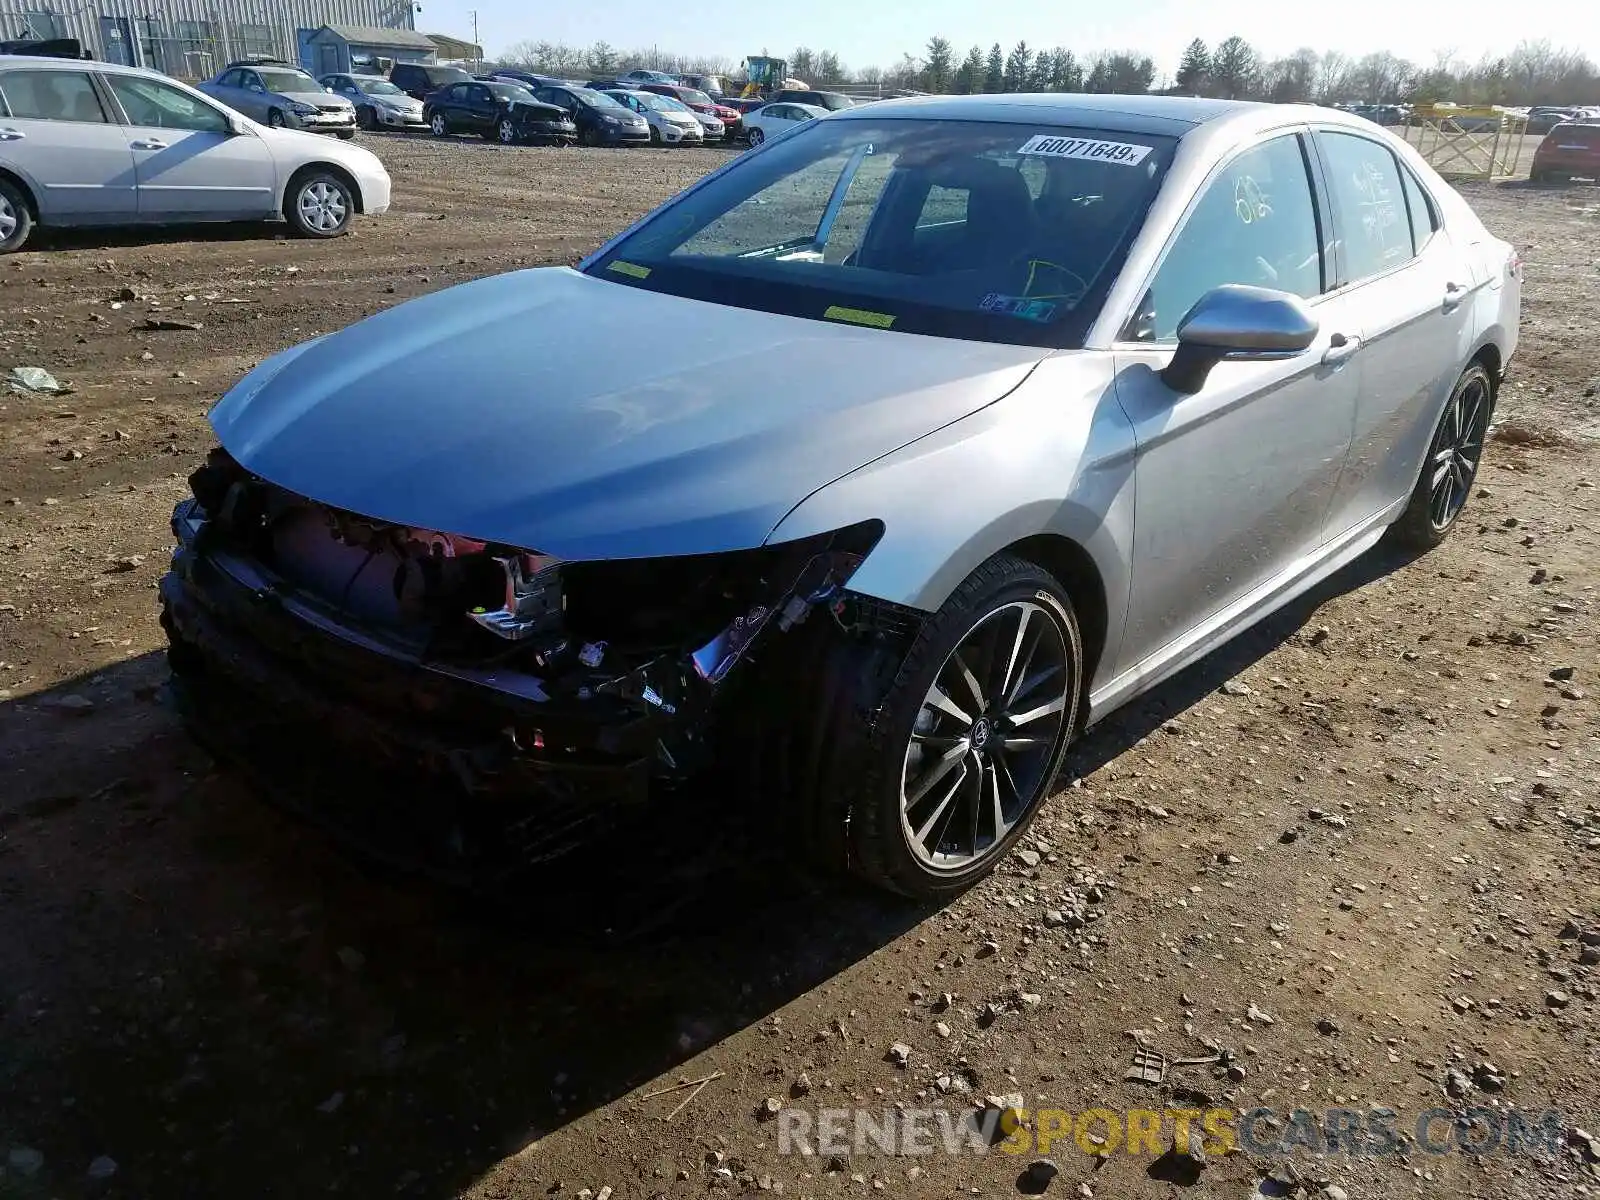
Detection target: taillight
<box><xmin>1507</xmin><ymin>249</ymin><xmax>1523</xmax><ymax>281</ymax></box>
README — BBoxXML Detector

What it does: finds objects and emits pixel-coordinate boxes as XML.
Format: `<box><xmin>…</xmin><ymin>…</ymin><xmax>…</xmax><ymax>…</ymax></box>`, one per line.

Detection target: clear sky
<box><xmin>423</xmin><ymin>0</ymin><xmax>1598</xmax><ymax>75</ymax></box>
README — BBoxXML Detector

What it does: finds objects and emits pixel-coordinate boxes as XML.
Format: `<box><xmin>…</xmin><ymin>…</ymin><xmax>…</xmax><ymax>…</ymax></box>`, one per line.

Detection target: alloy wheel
<box><xmin>267</xmin><ymin>110</ymin><xmax>286</xmax><ymax>128</ymax></box>
<box><xmin>431</xmin><ymin>114</ymin><xmax>447</xmax><ymax>136</ymax></box>
<box><xmin>748</xmin><ymin>127</ymin><xmax>764</xmax><ymax>146</ymax></box>
<box><xmin>899</xmin><ymin>600</ymin><xmax>1072</xmax><ymax>872</ymax></box>
<box><xmin>297</xmin><ymin>180</ymin><xmax>348</xmax><ymax>234</ymax></box>
<box><xmin>1428</xmin><ymin>372</ymin><xmax>1491</xmax><ymax>531</ymax></box>
<box><xmin>0</xmin><ymin>194</ymin><xmax>15</xmax><ymax>242</ymax></box>
<box><xmin>498</xmin><ymin>119</ymin><xmax>517</xmax><ymax>144</ymax></box>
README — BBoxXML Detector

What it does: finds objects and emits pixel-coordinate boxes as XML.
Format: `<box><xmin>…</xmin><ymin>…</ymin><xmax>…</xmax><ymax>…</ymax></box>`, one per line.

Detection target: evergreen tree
<box><xmin>954</xmin><ymin>45</ymin><xmax>984</xmax><ymax>94</ymax></box>
<box><xmin>923</xmin><ymin>36</ymin><xmax>954</xmax><ymax>92</ymax></box>
<box><xmin>1003</xmin><ymin>40</ymin><xmax>1032</xmax><ymax>92</ymax></box>
<box><xmin>1210</xmin><ymin>35</ymin><xmax>1259</xmax><ymax>99</ymax></box>
<box><xmin>983</xmin><ymin>42</ymin><xmax>1004</xmax><ymax>93</ymax></box>
<box><xmin>1175</xmin><ymin>38</ymin><xmax>1210</xmax><ymax>94</ymax></box>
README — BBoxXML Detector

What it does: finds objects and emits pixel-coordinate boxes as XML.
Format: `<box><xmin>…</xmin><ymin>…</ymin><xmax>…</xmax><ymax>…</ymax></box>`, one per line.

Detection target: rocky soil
<box><xmin>0</xmin><ymin>136</ymin><xmax>1596</xmax><ymax>1200</ymax></box>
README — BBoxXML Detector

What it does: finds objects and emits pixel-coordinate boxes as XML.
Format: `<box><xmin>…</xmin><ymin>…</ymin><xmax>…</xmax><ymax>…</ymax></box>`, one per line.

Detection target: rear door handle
<box><xmin>131</xmin><ymin>138</ymin><xmax>168</xmax><ymax>150</ymax></box>
<box><xmin>0</xmin><ymin>128</ymin><xmax>24</xmax><ymax>141</ymax></box>
<box><xmin>1443</xmin><ymin>282</ymin><xmax>1470</xmax><ymax>310</ymax></box>
<box><xmin>1321</xmin><ymin>333</ymin><xmax>1362</xmax><ymax>366</ymax></box>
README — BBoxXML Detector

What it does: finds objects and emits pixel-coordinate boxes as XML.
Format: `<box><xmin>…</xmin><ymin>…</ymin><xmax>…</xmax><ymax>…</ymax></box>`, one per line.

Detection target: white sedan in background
<box><xmin>742</xmin><ymin>101</ymin><xmax>829</xmax><ymax>146</ymax></box>
<box><xmin>0</xmin><ymin>55</ymin><xmax>390</xmax><ymax>252</ymax></box>
<box><xmin>601</xmin><ymin>89</ymin><xmax>702</xmax><ymax>145</ymax></box>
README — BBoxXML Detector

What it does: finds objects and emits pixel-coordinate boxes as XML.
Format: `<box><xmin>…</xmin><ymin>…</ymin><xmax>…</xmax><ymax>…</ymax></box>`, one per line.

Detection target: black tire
<box><xmin>649</xmin><ymin>125</ymin><xmax>661</xmax><ymax>145</ymax></box>
<box><xmin>430</xmin><ymin>112</ymin><xmax>448</xmax><ymax>137</ymax></box>
<box><xmin>335</xmin><ymin>129</ymin><xmax>356</xmax><ymax>141</ymax></box>
<box><xmin>285</xmin><ymin>170</ymin><xmax>354</xmax><ymax>239</ymax></box>
<box><xmin>266</xmin><ymin>108</ymin><xmax>287</xmax><ymax>129</ymax></box>
<box><xmin>356</xmin><ymin>105</ymin><xmax>376</xmax><ymax>131</ymax></box>
<box><xmin>747</xmin><ymin>126</ymin><xmax>765</xmax><ymax>147</ymax></box>
<box><xmin>777</xmin><ymin>554</ymin><xmax>1083</xmax><ymax>899</ymax></box>
<box><xmin>1389</xmin><ymin>362</ymin><xmax>1494</xmax><ymax>550</ymax></box>
<box><xmin>0</xmin><ymin>176</ymin><xmax>34</xmax><ymax>253</ymax></box>
<box><xmin>495</xmin><ymin>117</ymin><xmax>519</xmax><ymax>145</ymax></box>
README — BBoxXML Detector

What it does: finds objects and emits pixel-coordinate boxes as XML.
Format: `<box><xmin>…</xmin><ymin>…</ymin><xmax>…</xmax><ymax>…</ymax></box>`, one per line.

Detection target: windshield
<box><xmin>486</xmin><ymin>82</ymin><xmax>536</xmax><ymax>101</ymax></box>
<box><xmin>428</xmin><ymin>68</ymin><xmax>472</xmax><ymax>85</ymax></box>
<box><xmin>356</xmin><ymin>78</ymin><xmax>404</xmax><ymax>96</ymax></box>
<box><xmin>677</xmin><ymin>87</ymin><xmax>712</xmax><ymax>106</ymax></box>
<box><xmin>588</xmin><ymin>118</ymin><xmax>1174</xmax><ymax>348</ymax></box>
<box><xmin>579</xmin><ymin>90</ymin><xmax>627</xmax><ymax>111</ymax></box>
<box><xmin>637</xmin><ymin>92</ymin><xmax>689</xmax><ymax>113</ymax></box>
<box><xmin>258</xmin><ymin>69</ymin><xmax>319</xmax><ymax>92</ymax></box>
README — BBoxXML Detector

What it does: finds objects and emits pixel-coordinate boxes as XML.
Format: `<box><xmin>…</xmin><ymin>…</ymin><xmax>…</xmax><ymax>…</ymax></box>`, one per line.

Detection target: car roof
<box><xmin>829</xmin><ymin>92</ymin><xmax>1368</xmax><ymax>141</ymax></box>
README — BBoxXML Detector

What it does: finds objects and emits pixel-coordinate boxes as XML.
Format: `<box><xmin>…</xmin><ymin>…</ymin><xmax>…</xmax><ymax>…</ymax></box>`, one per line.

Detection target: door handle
<box><xmin>1443</xmin><ymin>282</ymin><xmax>1470</xmax><ymax>311</ymax></box>
<box><xmin>1321</xmin><ymin>333</ymin><xmax>1362</xmax><ymax>366</ymax></box>
<box><xmin>0</xmin><ymin>128</ymin><xmax>24</xmax><ymax>141</ymax></box>
<box><xmin>130</xmin><ymin>138</ymin><xmax>168</xmax><ymax>150</ymax></box>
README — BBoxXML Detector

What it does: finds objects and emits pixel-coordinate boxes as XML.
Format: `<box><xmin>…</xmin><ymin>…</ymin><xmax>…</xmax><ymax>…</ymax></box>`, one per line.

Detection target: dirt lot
<box><xmin>1</xmin><ymin>135</ymin><xmax>1597</xmax><ymax>1200</ymax></box>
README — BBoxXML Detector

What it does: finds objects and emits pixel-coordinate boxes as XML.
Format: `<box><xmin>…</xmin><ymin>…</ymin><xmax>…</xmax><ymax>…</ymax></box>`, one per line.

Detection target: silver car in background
<box><xmin>0</xmin><ymin>56</ymin><xmax>390</xmax><ymax>252</ymax></box>
<box><xmin>160</xmin><ymin>95</ymin><xmax>1519</xmax><ymax>898</ymax></box>
<box><xmin>199</xmin><ymin>60</ymin><xmax>355</xmax><ymax>138</ymax></box>
<box><xmin>319</xmin><ymin>73</ymin><xmax>425</xmax><ymax>131</ymax></box>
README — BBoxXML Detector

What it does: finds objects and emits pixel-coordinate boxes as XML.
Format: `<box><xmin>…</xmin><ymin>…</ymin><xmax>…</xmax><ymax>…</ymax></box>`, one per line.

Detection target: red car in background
<box><xmin>1531</xmin><ymin>122</ymin><xmax>1600</xmax><ymax>183</ymax></box>
<box><xmin>637</xmin><ymin>82</ymin><xmax>741</xmax><ymax>141</ymax></box>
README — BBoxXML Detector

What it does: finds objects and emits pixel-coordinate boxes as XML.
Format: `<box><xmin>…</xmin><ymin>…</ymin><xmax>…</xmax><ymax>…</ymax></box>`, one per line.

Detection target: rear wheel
<box><xmin>0</xmin><ymin>177</ymin><xmax>34</xmax><ymax>253</ymax></box>
<box><xmin>1389</xmin><ymin>362</ymin><xmax>1493</xmax><ymax>550</ymax></box>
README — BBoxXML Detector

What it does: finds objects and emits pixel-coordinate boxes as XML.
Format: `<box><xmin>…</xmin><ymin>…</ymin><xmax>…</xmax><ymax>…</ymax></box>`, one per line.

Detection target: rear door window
<box><xmin>0</xmin><ymin>69</ymin><xmax>108</xmax><ymax>123</ymax></box>
<box><xmin>1318</xmin><ymin>131</ymin><xmax>1414</xmax><ymax>283</ymax></box>
<box><xmin>1398</xmin><ymin>165</ymin><xmax>1438</xmax><ymax>253</ymax></box>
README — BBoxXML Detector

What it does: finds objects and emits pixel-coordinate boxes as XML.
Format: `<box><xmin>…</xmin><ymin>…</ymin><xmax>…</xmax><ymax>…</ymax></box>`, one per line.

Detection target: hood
<box><xmin>281</xmin><ymin>87</ymin><xmax>349</xmax><ymax>107</ymax></box>
<box><xmin>511</xmin><ymin>99</ymin><xmax>569</xmax><ymax>119</ymax></box>
<box><xmin>209</xmin><ymin>268</ymin><xmax>1042</xmax><ymax>561</ymax></box>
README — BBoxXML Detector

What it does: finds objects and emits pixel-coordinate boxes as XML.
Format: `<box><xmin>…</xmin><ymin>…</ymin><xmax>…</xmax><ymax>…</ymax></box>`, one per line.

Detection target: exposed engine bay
<box><xmin>159</xmin><ymin>448</ymin><xmax>912</xmax><ymax>880</ymax></box>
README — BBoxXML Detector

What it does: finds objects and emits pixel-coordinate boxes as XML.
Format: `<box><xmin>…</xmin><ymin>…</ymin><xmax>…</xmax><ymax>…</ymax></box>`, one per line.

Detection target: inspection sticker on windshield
<box><xmin>1017</xmin><ymin>135</ymin><xmax>1151</xmax><ymax>166</ymax></box>
<box><xmin>607</xmin><ymin>260</ymin><xmax>651</xmax><ymax>279</ymax></box>
<box><xmin>980</xmin><ymin>293</ymin><xmax>1058</xmax><ymax>323</ymax></box>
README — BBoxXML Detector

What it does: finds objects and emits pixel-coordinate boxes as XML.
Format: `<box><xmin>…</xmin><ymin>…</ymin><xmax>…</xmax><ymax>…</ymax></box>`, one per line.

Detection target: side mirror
<box><xmin>1161</xmin><ymin>284</ymin><xmax>1319</xmax><ymax>394</ymax></box>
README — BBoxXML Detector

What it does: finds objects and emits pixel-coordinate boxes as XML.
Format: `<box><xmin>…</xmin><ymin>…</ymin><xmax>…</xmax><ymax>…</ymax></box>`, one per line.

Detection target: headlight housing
<box><xmin>288</xmin><ymin>100</ymin><xmax>319</xmax><ymax>116</ymax></box>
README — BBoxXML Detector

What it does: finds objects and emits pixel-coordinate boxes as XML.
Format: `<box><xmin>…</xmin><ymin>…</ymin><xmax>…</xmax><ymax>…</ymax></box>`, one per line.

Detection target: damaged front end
<box><xmin>160</xmin><ymin>447</ymin><xmax>884</xmax><ymax>883</ymax></box>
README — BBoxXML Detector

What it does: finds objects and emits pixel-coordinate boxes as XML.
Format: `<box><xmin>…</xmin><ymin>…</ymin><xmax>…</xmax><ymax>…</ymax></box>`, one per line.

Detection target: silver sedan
<box><xmin>161</xmin><ymin>94</ymin><xmax>1520</xmax><ymax>898</ymax></box>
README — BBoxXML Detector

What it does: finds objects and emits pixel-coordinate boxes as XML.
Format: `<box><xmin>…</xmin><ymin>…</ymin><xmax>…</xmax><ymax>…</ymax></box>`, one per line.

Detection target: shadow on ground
<box><xmin>0</xmin><ymin>541</ymin><xmax>1418</xmax><ymax>1198</ymax></box>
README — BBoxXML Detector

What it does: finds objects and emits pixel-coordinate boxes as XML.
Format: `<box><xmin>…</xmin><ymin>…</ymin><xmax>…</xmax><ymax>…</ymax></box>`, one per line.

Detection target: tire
<box><xmin>580</xmin><ymin>126</ymin><xmax>599</xmax><ymax>146</ymax></box>
<box><xmin>1389</xmin><ymin>362</ymin><xmax>1494</xmax><ymax>551</ymax></box>
<box><xmin>747</xmin><ymin>126</ymin><xmax>765</xmax><ymax>147</ymax></box>
<box><xmin>266</xmin><ymin>108</ymin><xmax>287</xmax><ymax>129</ymax></box>
<box><xmin>356</xmin><ymin>105</ymin><xmax>376</xmax><ymax>131</ymax></box>
<box><xmin>495</xmin><ymin>118</ymin><xmax>519</xmax><ymax>145</ymax></box>
<box><xmin>430</xmin><ymin>112</ymin><xmax>448</xmax><ymax>137</ymax></box>
<box><xmin>649</xmin><ymin>125</ymin><xmax>661</xmax><ymax>145</ymax></box>
<box><xmin>285</xmin><ymin>171</ymin><xmax>354</xmax><ymax>239</ymax></box>
<box><xmin>789</xmin><ymin>554</ymin><xmax>1083</xmax><ymax>899</ymax></box>
<box><xmin>335</xmin><ymin>129</ymin><xmax>355</xmax><ymax>141</ymax></box>
<box><xmin>0</xmin><ymin>176</ymin><xmax>34</xmax><ymax>253</ymax></box>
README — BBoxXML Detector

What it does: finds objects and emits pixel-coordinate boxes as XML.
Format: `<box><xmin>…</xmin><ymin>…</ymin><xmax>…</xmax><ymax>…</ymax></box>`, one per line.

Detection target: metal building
<box><xmin>0</xmin><ymin>0</ymin><xmax>420</xmax><ymax>79</ymax></box>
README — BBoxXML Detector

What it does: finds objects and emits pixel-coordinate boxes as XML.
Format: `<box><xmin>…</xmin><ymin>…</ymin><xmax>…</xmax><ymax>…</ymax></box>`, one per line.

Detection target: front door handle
<box><xmin>1443</xmin><ymin>282</ymin><xmax>1470</xmax><ymax>311</ymax></box>
<box><xmin>1321</xmin><ymin>332</ymin><xmax>1362</xmax><ymax>366</ymax></box>
<box><xmin>131</xmin><ymin>138</ymin><xmax>168</xmax><ymax>150</ymax></box>
<box><xmin>0</xmin><ymin>128</ymin><xmax>25</xmax><ymax>141</ymax></box>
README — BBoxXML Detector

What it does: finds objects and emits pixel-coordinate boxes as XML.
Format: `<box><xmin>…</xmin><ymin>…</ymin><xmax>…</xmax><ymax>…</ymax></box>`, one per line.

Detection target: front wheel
<box><xmin>747</xmin><ymin>126</ymin><xmax>765</xmax><ymax>146</ymax></box>
<box><xmin>356</xmin><ymin>105</ymin><xmax>376</xmax><ymax>131</ymax></box>
<box><xmin>1389</xmin><ymin>361</ymin><xmax>1493</xmax><ymax>550</ymax></box>
<box><xmin>0</xmin><ymin>176</ymin><xmax>34</xmax><ymax>253</ymax></box>
<box><xmin>430</xmin><ymin>112</ymin><xmax>448</xmax><ymax>137</ymax></box>
<box><xmin>829</xmin><ymin>555</ymin><xmax>1082</xmax><ymax>898</ymax></box>
<box><xmin>334</xmin><ymin>129</ymin><xmax>356</xmax><ymax>140</ymax></box>
<box><xmin>266</xmin><ymin>108</ymin><xmax>287</xmax><ymax>129</ymax></box>
<box><xmin>496</xmin><ymin>118</ymin><xmax>519</xmax><ymax>145</ymax></box>
<box><xmin>286</xmin><ymin>171</ymin><xmax>353</xmax><ymax>239</ymax></box>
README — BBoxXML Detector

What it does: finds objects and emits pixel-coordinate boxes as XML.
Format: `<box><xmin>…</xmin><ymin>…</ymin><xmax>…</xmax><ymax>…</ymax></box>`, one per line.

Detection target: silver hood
<box><xmin>209</xmin><ymin>267</ymin><xmax>1042</xmax><ymax>559</ymax></box>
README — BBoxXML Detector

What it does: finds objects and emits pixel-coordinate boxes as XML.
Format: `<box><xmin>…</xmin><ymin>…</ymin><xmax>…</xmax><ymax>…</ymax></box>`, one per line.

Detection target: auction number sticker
<box><xmin>1017</xmin><ymin>135</ymin><xmax>1152</xmax><ymax>166</ymax></box>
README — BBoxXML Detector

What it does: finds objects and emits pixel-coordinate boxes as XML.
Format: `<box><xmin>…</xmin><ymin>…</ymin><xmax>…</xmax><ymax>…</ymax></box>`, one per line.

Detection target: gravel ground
<box><xmin>0</xmin><ymin>134</ymin><xmax>1597</xmax><ymax>1200</ymax></box>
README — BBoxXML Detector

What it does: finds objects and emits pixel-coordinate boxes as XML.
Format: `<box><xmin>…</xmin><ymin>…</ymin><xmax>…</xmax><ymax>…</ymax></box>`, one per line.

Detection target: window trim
<box><xmin>1307</xmin><ymin>126</ymin><xmax>1423</xmax><ymax>296</ymax></box>
<box><xmin>1111</xmin><ymin>126</ymin><xmax>1331</xmax><ymax>348</ymax></box>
